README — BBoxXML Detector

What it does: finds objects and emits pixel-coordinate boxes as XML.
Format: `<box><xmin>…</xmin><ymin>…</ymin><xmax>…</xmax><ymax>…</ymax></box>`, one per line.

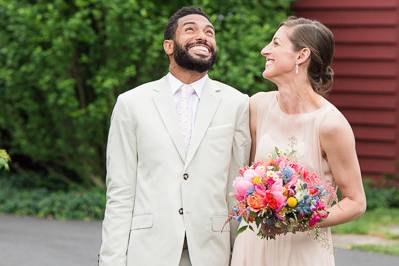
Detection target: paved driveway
<box><xmin>0</xmin><ymin>215</ymin><xmax>398</xmax><ymax>266</ymax></box>
<box><xmin>0</xmin><ymin>215</ymin><xmax>101</xmax><ymax>266</ymax></box>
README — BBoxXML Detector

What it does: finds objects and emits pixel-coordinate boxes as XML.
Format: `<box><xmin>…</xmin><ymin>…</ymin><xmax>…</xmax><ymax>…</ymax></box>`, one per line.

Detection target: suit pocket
<box><xmin>211</xmin><ymin>216</ymin><xmax>230</xmax><ymax>232</ymax></box>
<box><xmin>131</xmin><ymin>214</ymin><xmax>153</xmax><ymax>230</ymax></box>
<box><xmin>206</xmin><ymin>125</ymin><xmax>234</xmax><ymax>142</ymax></box>
<box><xmin>207</xmin><ymin>124</ymin><xmax>234</xmax><ymax>132</ymax></box>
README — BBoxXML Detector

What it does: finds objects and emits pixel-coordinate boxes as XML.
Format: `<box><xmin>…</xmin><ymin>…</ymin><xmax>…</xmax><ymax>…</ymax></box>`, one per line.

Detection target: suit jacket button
<box><xmin>183</xmin><ymin>173</ymin><xmax>189</xmax><ymax>180</ymax></box>
<box><xmin>179</xmin><ymin>208</ymin><xmax>183</xmax><ymax>215</ymax></box>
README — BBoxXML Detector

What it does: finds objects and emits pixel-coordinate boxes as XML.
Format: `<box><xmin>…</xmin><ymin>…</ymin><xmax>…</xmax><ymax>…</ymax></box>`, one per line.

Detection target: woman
<box><xmin>231</xmin><ymin>17</ymin><xmax>366</xmax><ymax>266</ymax></box>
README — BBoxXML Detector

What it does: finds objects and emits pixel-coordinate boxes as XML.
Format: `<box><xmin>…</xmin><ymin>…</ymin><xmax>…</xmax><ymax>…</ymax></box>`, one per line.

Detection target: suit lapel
<box><xmin>152</xmin><ymin>77</ymin><xmax>186</xmax><ymax>162</ymax></box>
<box><xmin>185</xmin><ymin>79</ymin><xmax>222</xmax><ymax>167</ymax></box>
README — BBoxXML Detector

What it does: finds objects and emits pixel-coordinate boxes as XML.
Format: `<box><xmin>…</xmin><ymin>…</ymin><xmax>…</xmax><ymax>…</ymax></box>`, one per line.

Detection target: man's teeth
<box><xmin>190</xmin><ymin>45</ymin><xmax>209</xmax><ymax>53</ymax></box>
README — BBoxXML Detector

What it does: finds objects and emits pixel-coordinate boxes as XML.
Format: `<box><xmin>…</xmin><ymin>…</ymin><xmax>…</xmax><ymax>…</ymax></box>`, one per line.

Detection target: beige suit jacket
<box><xmin>99</xmin><ymin>76</ymin><xmax>250</xmax><ymax>266</ymax></box>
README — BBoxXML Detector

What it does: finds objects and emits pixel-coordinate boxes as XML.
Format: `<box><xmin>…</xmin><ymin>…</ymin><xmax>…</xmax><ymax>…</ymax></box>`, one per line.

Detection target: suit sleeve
<box><xmin>99</xmin><ymin>95</ymin><xmax>137</xmax><ymax>266</ymax></box>
<box><xmin>228</xmin><ymin>95</ymin><xmax>251</xmax><ymax>248</ymax></box>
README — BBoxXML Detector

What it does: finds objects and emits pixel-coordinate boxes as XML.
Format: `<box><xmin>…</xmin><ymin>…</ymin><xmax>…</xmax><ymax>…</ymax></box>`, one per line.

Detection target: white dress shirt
<box><xmin>166</xmin><ymin>72</ymin><xmax>208</xmax><ymax>128</ymax></box>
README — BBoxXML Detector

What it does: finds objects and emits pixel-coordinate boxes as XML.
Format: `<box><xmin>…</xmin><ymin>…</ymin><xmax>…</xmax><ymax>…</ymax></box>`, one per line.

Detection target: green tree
<box><xmin>0</xmin><ymin>149</ymin><xmax>10</xmax><ymax>171</ymax></box>
<box><xmin>0</xmin><ymin>0</ymin><xmax>293</xmax><ymax>189</ymax></box>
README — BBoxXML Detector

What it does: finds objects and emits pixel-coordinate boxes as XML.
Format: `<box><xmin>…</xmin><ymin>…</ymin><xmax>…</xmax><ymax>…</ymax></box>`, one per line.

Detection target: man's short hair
<box><xmin>164</xmin><ymin>6</ymin><xmax>212</xmax><ymax>41</ymax></box>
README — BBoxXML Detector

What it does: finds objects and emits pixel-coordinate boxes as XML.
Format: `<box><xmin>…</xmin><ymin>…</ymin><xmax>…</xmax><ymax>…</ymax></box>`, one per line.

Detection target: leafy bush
<box><xmin>0</xmin><ymin>179</ymin><xmax>105</xmax><ymax>220</ymax></box>
<box><xmin>363</xmin><ymin>179</ymin><xmax>399</xmax><ymax>210</ymax></box>
<box><xmin>0</xmin><ymin>0</ymin><xmax>293</xmax><ymax>188</ymax></box>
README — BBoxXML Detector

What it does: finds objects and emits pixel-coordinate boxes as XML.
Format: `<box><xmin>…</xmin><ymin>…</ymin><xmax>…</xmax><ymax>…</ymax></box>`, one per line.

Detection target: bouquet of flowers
<box><xmin>230</xmin><ymin>148</ymin><xmax>336</xmax><ymax>239</ymax></box>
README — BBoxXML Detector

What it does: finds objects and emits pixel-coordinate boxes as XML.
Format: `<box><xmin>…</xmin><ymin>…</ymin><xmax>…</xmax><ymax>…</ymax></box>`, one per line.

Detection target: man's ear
<box><xmin>163</xmin><ymin>40</ymin><xmax>174</xmax><ymax>56</ymax></box>
<box><xmin>296</xmin><ymin>47</ymin><xmax>311</xmax><ymax>65</ymax></box>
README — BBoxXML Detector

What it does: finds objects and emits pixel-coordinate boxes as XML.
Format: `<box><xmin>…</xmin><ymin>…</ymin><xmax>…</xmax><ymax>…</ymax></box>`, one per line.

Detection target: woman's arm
<box><xmin>249</xmin><ymin>94</ymin><xmax>259</xmax><ymax>164</ymax></box>
<box><xmin>317</xmin><ymin>110</ymin><xmax>366</xmax><ymax>228</ymax></box>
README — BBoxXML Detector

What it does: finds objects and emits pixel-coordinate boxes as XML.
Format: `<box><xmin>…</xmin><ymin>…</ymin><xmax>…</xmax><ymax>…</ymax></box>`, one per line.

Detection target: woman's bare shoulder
<box><xmin>320</xmin><ymin>104</ymin><xmax>354</xmax><ymax>142</ymax></box>
<box><xmin>250</xmin><ymin>90</ymin><xmax>276</xmax><ymax>107</ymax></box>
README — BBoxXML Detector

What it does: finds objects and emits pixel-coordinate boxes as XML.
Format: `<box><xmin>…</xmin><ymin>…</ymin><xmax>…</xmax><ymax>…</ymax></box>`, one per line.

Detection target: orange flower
<box><xmin>247</xmin><ymin>192</ymin><xmax>265</xmax><ymax>212</ymax></box>
<box><xmin>268</xmin><ymin>159</ymin><xmax>276</xmax><ymax>167</ymax></box>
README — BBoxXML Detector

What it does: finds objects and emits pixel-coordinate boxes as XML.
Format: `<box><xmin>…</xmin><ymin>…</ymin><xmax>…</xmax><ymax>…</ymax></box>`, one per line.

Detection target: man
<box><xmin>99</xmin><ymin>6</ymin><xmax>250</xmax><ymax>266</ymax></box>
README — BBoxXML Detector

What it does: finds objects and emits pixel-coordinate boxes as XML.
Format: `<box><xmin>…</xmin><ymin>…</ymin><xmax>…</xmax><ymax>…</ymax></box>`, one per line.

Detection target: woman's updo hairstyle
<box><xmin>280</xmin><ymin>16</ymin><xmax>335</xmax><ymax>96</ymax></box>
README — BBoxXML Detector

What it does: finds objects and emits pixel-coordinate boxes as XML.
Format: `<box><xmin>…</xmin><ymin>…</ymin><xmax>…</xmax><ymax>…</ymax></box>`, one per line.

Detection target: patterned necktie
<box><xmin>176</xmin><ymin>84</ymin><xmax>195</xmax><ymax>152</ymax></box>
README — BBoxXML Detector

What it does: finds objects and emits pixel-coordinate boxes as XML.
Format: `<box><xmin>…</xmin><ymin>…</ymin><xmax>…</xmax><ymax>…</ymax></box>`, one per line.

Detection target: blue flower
<box><xmin>296</xmin><ymin>197</ymin><xmax>313</xmax><ymax>216</ymax></box>
<box><xmin>281</xmin><ymin>166</ymin><xmax>294</xmax><ymax>183</ymax></box>
<box><xmin>246</xmin><ymin>185</ymin><xmax>255</xmax><ymax>196</ymax></box>
<box><xmin>315</xmin><ymin>185</ymin><xmax>327</xmax><ymax>196</ymax></box>
<box><xmin>234</xmin><ymin>216</ymin><xmax>242</xmax><ymax>223</ymax></box>
<box><xmin>264</xmin><ymin>218</ymin><xmax>274</xmax><ymax>226</ymax></box>
<box><xmin>296</xmin><ymin>203</ymin><xmax>312</xmax><ymax>216</ymax></box>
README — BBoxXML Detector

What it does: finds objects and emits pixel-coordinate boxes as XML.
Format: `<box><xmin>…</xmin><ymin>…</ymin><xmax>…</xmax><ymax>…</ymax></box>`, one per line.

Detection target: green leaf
<box><xmin>255</xmin><ymin>217</ymin><xmax>261</xmax><ymax>228</ymax></box>
<box><xmin>0</xmin><ymin>149</ymin><xmax>10</xmax><ymax>161</ymax></box>
<box><xmin>237</xmin><ymin>225</ymin><xmax>248</xmax><ymax>235</ymax></box>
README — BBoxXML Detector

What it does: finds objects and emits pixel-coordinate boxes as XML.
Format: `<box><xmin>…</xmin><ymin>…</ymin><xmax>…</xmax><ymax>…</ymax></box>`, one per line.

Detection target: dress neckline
<box><xmin>273</xmin><ymin>91</ymin><xmax>328</xmax><ymax>117</ymax></box>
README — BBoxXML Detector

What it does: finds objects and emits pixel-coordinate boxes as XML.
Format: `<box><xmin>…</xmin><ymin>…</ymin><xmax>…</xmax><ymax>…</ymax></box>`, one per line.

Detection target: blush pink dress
<box><xmin>231</xmin><ymin>91</ymin><xmax>336</xmax><ymax>266</ymax></box>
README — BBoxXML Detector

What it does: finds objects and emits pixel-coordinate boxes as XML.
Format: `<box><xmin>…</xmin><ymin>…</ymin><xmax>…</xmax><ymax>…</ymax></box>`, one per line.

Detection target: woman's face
<box><xmin>261</xmin><ymin>26</ymin><xmax>298</xmax><ymax>81</ymax></box>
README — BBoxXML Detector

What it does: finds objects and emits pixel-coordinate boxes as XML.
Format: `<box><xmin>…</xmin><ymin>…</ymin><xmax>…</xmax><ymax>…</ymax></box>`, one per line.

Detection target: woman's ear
<box><xmin>163</xmin><ymin>40</ymin><xmax>174</xmax><ymax>56</ymax></box>
<box><xmin>296</xmin><ymin>47</ymin><xmax>311</xmax><ymax>65</ymax></box>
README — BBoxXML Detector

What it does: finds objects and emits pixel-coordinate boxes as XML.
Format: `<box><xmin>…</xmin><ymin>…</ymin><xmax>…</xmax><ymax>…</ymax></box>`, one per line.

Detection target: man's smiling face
<box><xmin>171</xmin><ymin>14</ymin><xmax>217</xmax><ymax>72</ymax></box>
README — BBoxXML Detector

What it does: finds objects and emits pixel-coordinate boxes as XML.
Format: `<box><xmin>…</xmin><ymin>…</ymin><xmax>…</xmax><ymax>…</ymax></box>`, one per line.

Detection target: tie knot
<box><xmin>180</xmin><ymin>85</ymin><xmax>195</xmax><ymax>98</ymax></box>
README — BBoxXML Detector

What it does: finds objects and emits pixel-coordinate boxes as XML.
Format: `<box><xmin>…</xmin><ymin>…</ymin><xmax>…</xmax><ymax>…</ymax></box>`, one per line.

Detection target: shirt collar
<box><xmin>166</xmin><ymin>72</ymin><xmax>208</xmax><ymax>98</ymax></box>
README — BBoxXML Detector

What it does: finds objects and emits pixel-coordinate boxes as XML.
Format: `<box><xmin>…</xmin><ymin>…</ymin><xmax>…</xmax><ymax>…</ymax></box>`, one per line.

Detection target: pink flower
<box><xmin>309</xmin><ymin>213</ymin><xmax>321</xmax><ymax>227</ymax></box>
<box><xmin>289</xmin><ymin>162</ymin><xmax>302</xmax><ymax>173</ymax></box>
<box><xmin>254</xmin><ymin>184</ymin><xmax>266</xmax><ymax>196</ymax></box>
<box><xmin>303</xmin><ymin>169</ymin><xmax>310</xmax><ymax>179</ymax></box>
<box><xmin>254</xmin><ymin>165</ymin><xmax>266</xmax><ymax>177</ymax></box>
<box><xmin>233</xmin><ymin>177</ymin><xmax>253</xmax><ymax>202</ymax></box>
<box><xmin>265</xmin><ymin>177</ymin><xmax>275</xmax><ymax>187</ymax></box>
<box><xmin>239</xmin><ymin>166</ymin><xmax>249</xmax><ymax>175</ymax></box>
<box><xmin>286</xmin><ymin>173</ymin><xmax>298</xmax><ymax>188</ymax></box>
<box><xmin>243</xmin><ymin>169</ymin><xmax>258</xmax><ymax>181</ymax></box>
<box><xmin>303</xmin><ymin>172</ymin><xmax>320</xmax><ymax>187</ymax></box>
<box><xmin>276</xmin><ymin>157</ymin><xmax>287</xmax><ymax>169</ymax></box>
<box><xmin>314</xmin><ymin>201</ymin><xmax>326</xmax><ymax>211</ymax></box>
<box><xmin>270</xmin><ymin>179</ymin><xmax>286</xmax><ymax>211</ymax></box>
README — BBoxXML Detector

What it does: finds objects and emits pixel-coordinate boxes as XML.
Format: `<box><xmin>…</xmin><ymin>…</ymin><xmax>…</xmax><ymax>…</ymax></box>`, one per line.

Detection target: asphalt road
<box><xmin>0</xmin><ymin>215</ymin><xmax>398</xmax><ymax>266</ymax></box>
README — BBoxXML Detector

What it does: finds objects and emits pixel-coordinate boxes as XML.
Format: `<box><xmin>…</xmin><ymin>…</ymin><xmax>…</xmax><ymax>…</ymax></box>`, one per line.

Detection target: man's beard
<box><xmin>173</xmin><ymin>40</ymin><xmax>217</xmax><ymax>73</ymax></box>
